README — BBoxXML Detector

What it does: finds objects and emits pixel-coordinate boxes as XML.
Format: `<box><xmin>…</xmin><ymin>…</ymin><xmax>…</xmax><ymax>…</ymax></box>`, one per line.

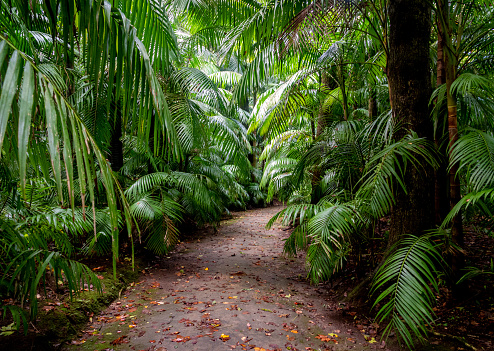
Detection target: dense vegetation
<box><xmin>0</xmin><ymin>0</ymin><xmax>493</xmax><ymax>348</ymax></box>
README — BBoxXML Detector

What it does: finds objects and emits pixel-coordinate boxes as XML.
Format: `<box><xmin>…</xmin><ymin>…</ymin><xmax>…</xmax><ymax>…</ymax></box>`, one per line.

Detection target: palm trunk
<box><xmin>148</xmin><ymin>111</ymin><xmax>155</xmax><ymax>174</ymax></box>
<box><xmin>312</xmin><ymin>72</ymin><xmax>334</xmax><ymax>190</ymax></box>
<box><xmin>445</xmin><ymin>53</ymin><xmax>464</xmax><ymax>273</ymax></box>
<box><xmin>387</xmin><ymin>0</ymin><xmax>434</xmax><ymax>246</ymax></box>
<box><xmin>368</xmin><ymin>87</ymin><xmax>377</xmax><ymax>121</ymax></box>
<box><xmin>440</xmin><ymin>0</ymin><xmax>464</xmax><ymax>275</ymax></box>
<box><xmin>251</xmin><ymin>91</ymin><xmax>257</xmax><ymax>170</ymax></box>
<box><xmin>338</xmin><ymin>65</ymin><xmax>349</xmax><ymax>121</ymax></box>
<box><xmin>316</xmin><ymin>72</ymin><xmax>333</xmax><ymax>137</ymax></box>
<box><xmin>109</xmin><ymin>102</ymin><xmax>123</xmax><ymax>172</ymax></box>
<box><xmin>434</xmin><ymin>4</ymin><xmax>450</xmax><ymax>226</ymax></box>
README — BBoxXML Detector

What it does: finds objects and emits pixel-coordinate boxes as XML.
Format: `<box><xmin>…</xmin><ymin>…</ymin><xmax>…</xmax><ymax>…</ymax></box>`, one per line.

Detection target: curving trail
<box><xmin>66</xmin><ymin>205</ymin><xmax>384</xmax><ymax>351</ymax></box>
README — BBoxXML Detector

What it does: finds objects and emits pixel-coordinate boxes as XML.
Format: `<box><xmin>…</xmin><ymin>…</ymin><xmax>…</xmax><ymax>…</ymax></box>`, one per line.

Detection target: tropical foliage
<box><xmin>0</xmin><ymin>0</ymin><xmax>492</xmax><ymax>348</ymax></box>
<box><xmin>0</xmin><ymin>0</ymin><xmax>262</xmax><ymax>333</ymax></box>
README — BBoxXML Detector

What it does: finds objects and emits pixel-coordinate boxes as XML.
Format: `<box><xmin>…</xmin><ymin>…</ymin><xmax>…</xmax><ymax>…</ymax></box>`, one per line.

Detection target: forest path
<box><xmin>66</xmin><ymin>205</ymin><xmax>382</xmax><ymax>351</ymax></box>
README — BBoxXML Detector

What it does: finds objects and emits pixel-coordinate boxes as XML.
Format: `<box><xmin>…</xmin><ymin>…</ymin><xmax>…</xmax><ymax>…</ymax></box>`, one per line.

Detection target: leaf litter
<box><xmin>65</xmin><ymin>205</ymin><xmax>393</xmax><ymax>350</ymax></box>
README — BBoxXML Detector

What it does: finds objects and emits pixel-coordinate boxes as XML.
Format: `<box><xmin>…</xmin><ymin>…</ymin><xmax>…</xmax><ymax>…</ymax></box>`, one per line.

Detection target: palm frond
<box><xmin>356</xmin><ymin>134</ymin><xmax>438</xmax><ymax>218</ymax></box>
<box><xmin>371</xmin><ymin>235</ymin><xmax>442</xmax><ymax>348</ymax></box>
<box><xmin>1</xmin><ymin>219</ymin><xmax>102</xmax><ymax>325</ymax></box>
<box><xmin>450</xmin><ymin>128</ymin><xmax>494</xmax><ymax>192</ymax></box>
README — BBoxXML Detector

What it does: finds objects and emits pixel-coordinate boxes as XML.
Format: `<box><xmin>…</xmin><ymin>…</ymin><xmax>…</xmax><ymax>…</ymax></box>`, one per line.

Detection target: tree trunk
<box><xmin>444</xmin><ymin>38</ymin><xmax>464</xmax><ymax>274</ymax></box>
<box><xmin>148</xmin><ymin>111</ymin><xmax>156</xmax><ymax>174</ymax></box>
<box><xmin>434</xmin><ymin>3</ymin><xmax>450</xmax><ymax>226</ymax></box>
<box><xmin>251</xmin><ymin>92</ymin><xmax>257</xmax><ymax>170</ymax></box>
<box><xmin>387</xmin><ymin>0</ymin><xmax>435</xmax><ymax>245</ymax></box>
<box><xmin>437</xmin><ymin>0</ymin><xmax>464</xmax><ymax>276</ymax></box>
<box><xmin>368</xmin><ymin>87</ymin><xmax>377</xmax><ymax>121</ymax></box>
<box><xmin>109</xmin><ymin>102</ymin><xmax>124</xmax><ymax>172</ymax></box>
<box><xmin>310</xmin><ymin>72</ymin><xmax>335</xmax><ymax>201</ymax></box>
<box><xmin>337</xmin><ymin>65</ymin><xmax>349</xmax><ymax>121</ymax></box>
<box><xmin>316</xmin><ymin>72</ymin><xmax>333</xmax><ymax>137</ymax></box>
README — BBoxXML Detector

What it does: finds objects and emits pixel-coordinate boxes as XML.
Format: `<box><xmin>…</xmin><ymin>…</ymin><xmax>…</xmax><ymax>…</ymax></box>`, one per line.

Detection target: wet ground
<box><xmin>65</xmin><ymin>205</ymin><xmax>392</xmax><ymax>351</ymax></box>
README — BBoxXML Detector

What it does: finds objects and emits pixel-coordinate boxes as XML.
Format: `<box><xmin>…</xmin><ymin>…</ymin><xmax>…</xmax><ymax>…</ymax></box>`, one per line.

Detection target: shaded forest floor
<box><xmin>2</xmin><ymin>205</ymin><xmax>492</xmax><ymax>350</ymax></box>
<box><xmin>61</xmin><ymin>205</ymin><xmax>492</xmax><ymax>351</ymax></box>
<box><xmin>64</xmin><ymin>205</ymin><xmax>384</xmax><ymax>351</ymax></box>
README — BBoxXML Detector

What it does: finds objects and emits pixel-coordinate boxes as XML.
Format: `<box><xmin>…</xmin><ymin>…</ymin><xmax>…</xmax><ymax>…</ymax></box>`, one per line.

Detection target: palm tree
<box><xmin>206</xmin><ymin>0</ymin><xmax>493</xmax><ymax>346</ymax></box>
<box><xmin>433</xmin><ymin>0</ymin><xmax>494</xmax><ymax>275</ymax></box>
<box><xmin>1</xmin><ymin>0</ymin><xmax>492</xmax><ymax>346</ymax></box>
<box><xmin>0</xmin><ymin>0</ymin><xmax>255</xmax><ymax>331</ymax></box>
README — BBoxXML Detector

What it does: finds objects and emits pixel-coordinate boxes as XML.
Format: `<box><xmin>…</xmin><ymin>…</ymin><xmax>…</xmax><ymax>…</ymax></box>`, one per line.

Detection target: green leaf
<box><xmin>0</xmin><ymin>50</ymin><xmax>21</xmax><ymax>153</ymax></box>
<box><xmin>41</xmin><ymin>81</ymin><xmax>63</xmax><ymax>204</ymax></box>
<box><xmin>18</xmin><ymin>62</ymin><xmax>35</xmax><ymax>196</ymax></box>
<box><xmin>371</xmin><ymin>235</ymin><xmax>442</xmax><ymax>348</ymax></box>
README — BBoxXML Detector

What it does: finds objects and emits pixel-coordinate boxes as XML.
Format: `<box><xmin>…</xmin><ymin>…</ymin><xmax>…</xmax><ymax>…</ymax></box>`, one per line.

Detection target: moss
<box><xmin>35</xmin><ymin>263</ymin><xmax>140</xmax><ymax>346</ymax></box>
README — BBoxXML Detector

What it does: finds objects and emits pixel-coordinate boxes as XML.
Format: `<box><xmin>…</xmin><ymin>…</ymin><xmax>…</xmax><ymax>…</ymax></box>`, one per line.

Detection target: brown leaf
<box><xmin>315</xmin><ymin>334</ymin><xmax>337</xmax><ymax>342</ymax></box>
<box><xmin>172</xmin><ymin>335</ymin><xmax>191</xmax><ymax>342</ymax></box>
<box><xmin>230</xmin><ymin>271</ymin><xmax>246</xmax><ymax>276</ymax></box>
<box><xmin>110</xmin><ymin>336</ymin><xmax>128</xmax><ymax>345</ymax></box>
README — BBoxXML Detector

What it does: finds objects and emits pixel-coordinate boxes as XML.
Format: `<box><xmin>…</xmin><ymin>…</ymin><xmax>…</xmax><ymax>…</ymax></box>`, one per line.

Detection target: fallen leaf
<box><xmin>315</xmin><ymin>334</ymin><xmax>337</xmax><ymax>342</ymax></box>
<box><xmin>230</xmin><ymin>271</ymin><xmax>246</xmax><ymax>276</ymax></box>
<box><xmin>110</xmin><ymin>336</ymin><xmax>127</xmax><ymax>345</ymax></box>
<box><xmin>70</xmin><ymin>340</ymin><xmax>86</xmax><ymax>345</ymax></box>
<box><xmin>220</xmin><ymin>333</ymin><xmax>231</xmax><ymax>341</ymax></box>
<box><xmin>172</xmin><ymin>335</ymin><xmax>191</xmax><ymax>342</ymax></box>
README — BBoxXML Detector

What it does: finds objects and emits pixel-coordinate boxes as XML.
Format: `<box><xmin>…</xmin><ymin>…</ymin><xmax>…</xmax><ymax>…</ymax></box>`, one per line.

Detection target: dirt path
<box><xmin>66</xmin><ymin>206</ymin><xmax>386</xmax><ymax>351</ymax></box>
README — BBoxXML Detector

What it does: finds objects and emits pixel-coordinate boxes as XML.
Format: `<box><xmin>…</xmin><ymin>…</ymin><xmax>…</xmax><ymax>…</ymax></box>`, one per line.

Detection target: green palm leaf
<box><xmin>356</xmin><ymin>134</ymin><xmax>438</xmax><ymax>218</ymax></box>
<box><xmin>450</xmin><ymin>128</ymin><xmax>494</xmax><ymax>192</ymax></box>
<box><xmin>371</xmin><ymin>235</ymin><xmax>442</xmax><ymax>348</ymax></box>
